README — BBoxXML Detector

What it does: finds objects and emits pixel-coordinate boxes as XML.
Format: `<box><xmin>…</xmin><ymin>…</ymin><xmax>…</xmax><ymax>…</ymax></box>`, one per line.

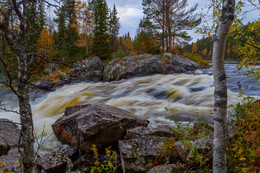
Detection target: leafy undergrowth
<box><xmin>153</xmin><ymin>121</ymin><xmax>213</xmax><ymax>172</ymax></box>
<box><xmin>227</xmin><ymin>97</ymin><xmax>260</xmax><ymax>173</ymax></box>
<box><xmin>181</xmin><ymin>53</ymin><xmax>210</xmax><ymax>68</ymax></box>
<box><xmin>30</xmin><ymin>67</ymin><xmax>70</xmax><ymax>83</ymax></box>
<box><xmin>153</xmin><ymin>97</ymin><xmax>259</xmax><ymax>173</ymax></box>
<box><xmin>89</xmin><ymin>145</ymin><xmax>118</xmax><ymax>173</ymax></box>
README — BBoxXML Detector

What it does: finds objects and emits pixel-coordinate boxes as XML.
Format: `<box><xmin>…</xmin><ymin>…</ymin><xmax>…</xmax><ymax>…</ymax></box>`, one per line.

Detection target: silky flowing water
<box><xmin>0</xmin><ymin>64</ymin><xmax>259</xmax><ymax>155</ymax></box>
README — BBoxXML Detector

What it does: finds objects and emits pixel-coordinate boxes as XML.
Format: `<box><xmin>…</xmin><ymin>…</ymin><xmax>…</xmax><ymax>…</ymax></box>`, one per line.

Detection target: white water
<box><xmin>0</xmin><ymin>72</ymin><xmax>250</xmax><ymax>155</ymax></box>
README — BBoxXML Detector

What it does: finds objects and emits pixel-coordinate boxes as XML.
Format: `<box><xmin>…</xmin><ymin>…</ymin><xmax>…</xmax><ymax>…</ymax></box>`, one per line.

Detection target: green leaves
<box><xmin>89</xmin><ymin>145</ymin><xmax>118</xmax><ymax>173</ymax></box>
<box><xmin>227</xmin><ymin>97</ymin><xmax>260</xmax><ymax>172</ymax></box>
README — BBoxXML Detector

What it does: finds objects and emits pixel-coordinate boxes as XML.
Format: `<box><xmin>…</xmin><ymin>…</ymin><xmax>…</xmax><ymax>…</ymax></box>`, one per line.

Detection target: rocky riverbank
<box><xmin>0</xmin><ymin>103</ymin><xmax>216</xmax><ymax>173</ymax></box>
<box><xmin>28</xmin><ymin>53</ymin><xmax>203</xmax><ymax>101</ymax></box>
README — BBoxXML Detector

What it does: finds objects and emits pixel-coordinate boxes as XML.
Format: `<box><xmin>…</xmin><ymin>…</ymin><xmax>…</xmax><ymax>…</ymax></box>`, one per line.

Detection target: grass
<box><xmin>181</xmin><ymin>53</ymin><xmax>210</xmax><ymax>68</ymax></box>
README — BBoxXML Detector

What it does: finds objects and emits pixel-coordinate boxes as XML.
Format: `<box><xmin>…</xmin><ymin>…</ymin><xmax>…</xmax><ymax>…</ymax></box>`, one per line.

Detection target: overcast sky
<box><xmin>106</xmin><ymin>0</ymin><xmax>259</xmax><ymax>42</ymax></box>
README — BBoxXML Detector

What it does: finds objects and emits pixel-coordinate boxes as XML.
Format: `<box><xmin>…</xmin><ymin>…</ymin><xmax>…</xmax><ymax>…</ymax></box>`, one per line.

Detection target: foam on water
<box><xmin>0</xmin><ymin>73</ymin><xmax>249</xmax><ymax>155</ymax></box>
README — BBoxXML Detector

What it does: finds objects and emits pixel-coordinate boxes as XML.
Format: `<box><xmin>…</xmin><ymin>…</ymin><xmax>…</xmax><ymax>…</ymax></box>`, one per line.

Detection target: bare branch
<box><xmin>29</xmin><ymin>53</ymin><xmax>73</xmax><ymax>68</ymax></box>
<box><xmin>0</xmin><ymin>120</ymin><xmax>21</xmax><ymax>125</ymax></box>
<box><xmin>0</xmin><ymin>104</ymin><xmax>19</xmax><ymax>114</ymax></box>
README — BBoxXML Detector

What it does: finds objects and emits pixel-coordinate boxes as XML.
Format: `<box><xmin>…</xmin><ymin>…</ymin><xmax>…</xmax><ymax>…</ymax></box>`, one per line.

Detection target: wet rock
<box><xmin>29</xmin><ymin>88</ymin><xmax>49</xmax><ymax>102</ymax></box>
<box><xmin>125</xmin><ymin>125</ymin><xmax>175</xmax><ymax>140</ymax></box>
<box><xmin>104</xmin><ymin>64</ymin><xmax>124</xmax><ymax>81</ymax></box>
<box><xmin>119</xmin><ymin>136</ymin><xmax>177</xmax><ymax>173</ymax></box>
<box><xmin>85</xmin><ymin>70</ymin><xmax>102</xmax><ymax>81</ymax></box>
<box><xmin>37</xmin><ymin>148</ymin><xmax>73</xmax><ymax>173</ymax></box>
<box><xmin>103</xmin><ymin>54</ymin><xmax>202</xmax><ymax>81</ymax></box>
<box><xmin>0</xmin><ymin>119</ymin><xmax>20</xmax><ymax>156</ymax></box>
<box><xmin>36</xmin><ymin>81</ymin><xmax>57</xmax><ymax>91</ymax></box>
<box><xmin>70</xmin><ymin>57</ymin><xmax>103</xmax><ymax>81</ymax></box>
<box><xmin>52</xmin><ymin>104</ymin><xmax>149</xmax><ymax>152</ymax></box>
<box><xmin>175</xmin><ymin>136</ymin><xmax>213</xmax><ymax>163</ymax></box>
<box><xmin>0</xmin><ymin>148</ymin><xmax>21</xmax><ymax>173</ymax></box>
<box><xmin>163</xmin><ymin>64</ymin><xmax>186</xmax><ymax>74</ymax></box>
<box><xmin>162</xmin><ymin>53</ymin><xmax>202</xmax><ymax>71</ymax></box>
<box><xmin>82</xmin><ymin>56</ymin><xmax>103</xmax><ymax>71</ymax></box>
<box><xmin>148</xmin><ymin>164</ymin><xmax>178</xmax><ymax>173</ymax></box>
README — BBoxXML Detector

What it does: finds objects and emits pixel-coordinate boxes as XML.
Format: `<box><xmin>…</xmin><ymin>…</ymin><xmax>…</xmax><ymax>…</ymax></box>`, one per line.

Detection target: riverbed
<box><xmin>0</xmin><ymin>63</ymin><xmax>259</xmax><ymax>155</ymax></box>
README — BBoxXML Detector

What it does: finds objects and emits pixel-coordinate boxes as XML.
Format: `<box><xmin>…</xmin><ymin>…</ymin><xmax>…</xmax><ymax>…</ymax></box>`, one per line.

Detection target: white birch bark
<box><xmin>212</xmin><ymin>0</ymin><xmax>235</xmax><ymax>172</ymax></box>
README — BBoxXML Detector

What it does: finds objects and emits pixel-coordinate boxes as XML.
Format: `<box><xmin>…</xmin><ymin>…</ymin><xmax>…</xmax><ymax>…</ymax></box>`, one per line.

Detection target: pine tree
<box><xmin>134</xmin><ymin>17</ymin><xmax>160</xmax><ymax>54</ymax></box>
<box><xmin>142</xmin><ymin>0</ymin><xmax>200</xmax><ymax>52</ymax></box>
<box><xmin>91</xmin><ymin>0</ymin><xmax>111</xmax><ymax>59</ymax></box>
<box><xmin>109</xmin><ymin>4</ymin><xmax>120</xmax><ymax>52</ymax></box>
<box><xmin>65</xmin><ymin>0</ymin><xmax>79</xmax><ymax>59</ymax></box>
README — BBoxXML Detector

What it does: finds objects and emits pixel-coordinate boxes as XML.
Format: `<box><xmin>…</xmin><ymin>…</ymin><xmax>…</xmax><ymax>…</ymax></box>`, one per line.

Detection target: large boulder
<box><xmin>147</xmin><ymin>164</ymin><xmax>178</xmax><ymax>173</ymax></box>
<box><xmin>37</xmin><ymin>148</ymin><xmax>73</xmax><ymax>173</ymax></box>
<box><xmin>0</xmin><ymin>119</ymin><xmax>21</xmax><ymax>173</ymax></box>
<box><xmin>162</xmin><ymin>53</ymin><xmax>201</xmax><ymax>71</ymax></box>
<box><xmin>103</xmin><ymin>54</ymin><xmax>202</xmax><ymax>81</ymax></box>
<box><xmin>70</xmin><ymin>56</ymin><xmax>103</xmax><ymax>81</ymax></box>
<box><xmin>0</xmin><ymin>119</ymin><xmax>20</xmax><ymax>156</ymax></box>
<box><xmin>0</xmin><ymin>148</ymin><xmax>21</xmax><ymax>173</ymax></box>
<box><xmin>119</xmin><ymin>136</ymin><xmax>178</xmax><ymax>173</ymax></box>
<box><xmin>175</xmin><ymin>135</ymin><xmax>213</xmax><ymax>163</ymax></box>
<box><xmin>52</xmin><ymin>104</ymin><xmax>149</xmax><ymax>152</ymax></box>
<box><xmin>82</xmin><ymin>56</ymin><xmax>103</xmax><ymax>71</ymax></box>
<box><xmin>124</xmin><ymin>125</ymin><xmax>175</xmax><ymax>140</ymax></box>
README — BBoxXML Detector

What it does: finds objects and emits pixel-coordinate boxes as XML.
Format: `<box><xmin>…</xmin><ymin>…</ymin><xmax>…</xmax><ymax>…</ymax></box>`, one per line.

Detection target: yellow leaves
<box><xmin>70</xmin><ymin>22</ymin><xmax>78</xmax><ymax>29</ymax></box>
<box><xmin>189</xmin><ymin>20</ymin><xmax>194</xmax><ymax>27</ymax></box>
<box><xmin>75</xmin><ymin>38</ymin><xmax>87</xmax><ymax>47</ymax></box>
<box><xmin>0</xmin><ymin>161</ymin><xmax>5</xmax><ymax>167</ymax></box>
<box><xmin>2</xmin><ymin>168</ymin><xmax>9</xmax><ymax>173</ymax></box>
<box><xmin>207</xmin><ymin>31</ymin><xmax>211</xmax><ymax>37</ymax></box>
<box><xmin>192</xmin><ymin>43</ymin><xmax>197</xmax><ymax>54</ymax></box>
<box><xmin>239</xmin><ymin>157</ymin><xmax>246</xmax><ymax>161</ymax></box>
<box><xmin>36</xmin><ymin>28</ymin><xmax>56</xmax><ymax>67</ymax></box>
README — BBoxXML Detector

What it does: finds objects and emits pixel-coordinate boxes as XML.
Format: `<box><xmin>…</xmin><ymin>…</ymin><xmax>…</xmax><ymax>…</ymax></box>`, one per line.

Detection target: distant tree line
<box><xmin>181</xmin><ymin>21</ymin><xmax>259</xmax><ymax>60</ymax></box>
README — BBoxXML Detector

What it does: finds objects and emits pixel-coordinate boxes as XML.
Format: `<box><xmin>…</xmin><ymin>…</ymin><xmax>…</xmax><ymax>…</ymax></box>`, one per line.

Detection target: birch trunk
<box><xmin>17</xmin><ymin>55</ymin><xmax>36</xmax><ymax>173</ymax></box>
<box><xmin>212</xmin><ymin>0</ymin><xmax>235</xmax><ymax>173</ymax></box>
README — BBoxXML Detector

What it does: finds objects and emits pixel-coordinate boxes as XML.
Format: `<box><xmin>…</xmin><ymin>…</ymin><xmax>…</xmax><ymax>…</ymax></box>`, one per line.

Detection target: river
<box><xmin>0</xmin><ymin>63</ymin><xmax>259</xmax><ymax>155</ymax></box>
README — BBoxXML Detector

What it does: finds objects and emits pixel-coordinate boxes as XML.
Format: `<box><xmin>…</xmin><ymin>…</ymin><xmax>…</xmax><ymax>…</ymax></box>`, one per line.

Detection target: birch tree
<box><xmin>212</xmin><ymin>0</ymin><xmax>235</xmax><ymax>172</ymax></box>
<box><xmin>0</xmin><ymin>1</ymin><xmax>61</xmax><ymax>172</ymax></box>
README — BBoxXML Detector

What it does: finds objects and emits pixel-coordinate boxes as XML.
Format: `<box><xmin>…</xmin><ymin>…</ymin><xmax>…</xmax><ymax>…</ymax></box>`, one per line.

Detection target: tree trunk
<box><xmin>17</xmin><ymin>56</ymin><xmax>36</xmax><ymax>173</ymax></box>
<box><xmin>212</xmin><ymin>0</ymin><xmax>235</xmax><ymax>173</ymax></box>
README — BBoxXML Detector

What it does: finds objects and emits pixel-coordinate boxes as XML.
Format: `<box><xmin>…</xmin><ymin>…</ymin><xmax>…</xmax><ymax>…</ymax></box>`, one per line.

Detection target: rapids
<box><xmin>0</xmin><ymin>64</ymin><xmax>259</xmax><ymax>155</ymax></box>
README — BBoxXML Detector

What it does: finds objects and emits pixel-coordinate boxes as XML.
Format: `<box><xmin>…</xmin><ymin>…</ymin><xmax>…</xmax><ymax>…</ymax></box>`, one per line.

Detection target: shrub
<box><xmin>227</xmin><ymin>97</ymin><xmax>260</xmax><ymax>172</ymax></box>
<box><xmin>181</xmin><ymin>53</ymin><xmax>210</xmax><ymax>68</ymax></box>
<box><xmin>89</xmin><ymin>145</ymin><xmax>118</xmax><ymax>173</ymax></box>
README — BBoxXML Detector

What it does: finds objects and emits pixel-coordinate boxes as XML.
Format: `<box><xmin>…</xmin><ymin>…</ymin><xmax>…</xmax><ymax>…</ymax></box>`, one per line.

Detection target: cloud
<box><xmin>117</xmin><ymin>5</ymin><xmax>143</xmax><ymax>28</ymax></box>
<box><xmin>107</xmin><ymin>0</ymin><xmax>143</xmax><ymax>36</ymax></box>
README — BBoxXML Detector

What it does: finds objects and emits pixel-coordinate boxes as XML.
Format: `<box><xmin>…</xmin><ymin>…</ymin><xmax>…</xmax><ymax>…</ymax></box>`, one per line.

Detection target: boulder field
<box><xmin>0</xmin><ymin>104</ymin><xmax>216</xmax><ymax>173</ymax></box>
<box><xmin>49</xmin><ymin>104</ymin><xmax>213</xmax><ymax>173</ymax></box>
<box><xmin>29</xmin><ymin>53</ymin><xmax>203</xmax><ymax>101</ymax></box>
<box><xmin>70</xmin><ymin>53</ymin><xmax>202</xmax><ymax>82</ymax></box>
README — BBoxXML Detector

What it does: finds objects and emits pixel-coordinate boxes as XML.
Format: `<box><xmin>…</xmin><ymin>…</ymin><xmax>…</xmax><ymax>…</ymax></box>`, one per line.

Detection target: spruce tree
<box><xmin>54</xmin><ymin>5</ymin><xmax>66</xmax><ymax>55</ymax></box>
<box><xmin>91</xmin><ymin>0</ymin><xmax>111</xmax><ymax>59</ymax></box>
<box><xmin>25</xmin><ymin>0</ymin><xmax>46</xmax><ymax>52</ymax></box>
<box><xmin>109</xmin><ymin>4</ymin><xmax>120</xmax><ymax>53</ymax></box>
<box><xmin>54</xmin><ymin>0</ymin><xmax>79</xmax><ymax>63</ymax></box>
<box><xmin>64</xmin><ymin>0</ymin><xmax>79</xmax><ymax>60</ymax></box>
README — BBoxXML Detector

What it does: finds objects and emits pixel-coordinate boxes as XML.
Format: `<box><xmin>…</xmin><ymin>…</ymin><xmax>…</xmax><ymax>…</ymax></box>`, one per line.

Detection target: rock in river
<box><xmin>52</xmin><ymin>104</ymin><xmax>149</xmax><ymax>152</ymax></box>
<box><xmin>103</xmin><ymin>53</ymin><xmax>202</xmax><ymax>81</ymax></box>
